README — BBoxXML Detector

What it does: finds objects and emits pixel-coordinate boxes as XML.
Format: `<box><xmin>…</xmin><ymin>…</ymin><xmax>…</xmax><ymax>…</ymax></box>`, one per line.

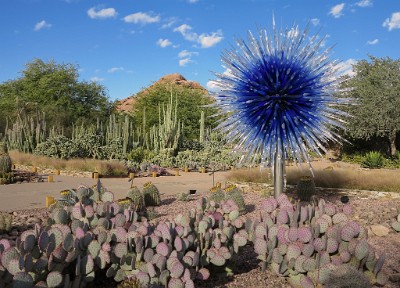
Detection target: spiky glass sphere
<box><xmin>213</xmin><ymin>22</ymin><xmax>349</xmax><ymax>165</ymax></box>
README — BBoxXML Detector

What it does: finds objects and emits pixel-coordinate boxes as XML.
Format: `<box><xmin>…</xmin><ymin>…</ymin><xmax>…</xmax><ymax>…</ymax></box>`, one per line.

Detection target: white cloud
<box><xmin>383</xmin><ymin>12</ymin><xmax>400</xmax><ymax>31</ymax></box>
<box><xmin>311</xmin><ymin>18</ymin><xmax>320</xmax><ymax>26</ymax></box>
<box><xmin>123</xmin><ymin>12</ymin><xmax>160</xmax><ymax>24</ymax></box>
<box><xmin>107</xmin><ymin>67</ymin><xmax>124</xmax><ymax>73</ymax></box>
<box><xmin>179</xmin><ymin>58</ymin><xmax>191</xmax><ymax>67</ymax></box>
<box><xmin>34</xmin><ymin>20</ymin><xmax>52</xmax><ymax>31</ymax></box>
<box><xmin>178</xmin><ymin>50</ymin><xmax>198</xmax><ymax>58</ymax></box>
<box><xmin>161</xmin><ymin>17</ymin><xmax>178</xmax><ymax>29</ymax></box>
<box><xmin>336</xmin><ymin>59</ymin><xmax>356</xmax><ymax>77</ymax></box>
<box><xmin>174</xmin><ymin>24</ymin><xmax>223</xmax><ymax>48</ymax></box>
<box><xmin>366</xmin><ymin>39</ymin><xmax>379</xmax><ymax>45</ymax></box>
<box><xmin>90</xmin><ymin>76</ymin><xmax>105</xmax><ymax>82</ymax></box>
<box><xmin>207</xmin><ymin>69</ymin><xmax>233</xmax><ymax>92</ymax></box>
<box><xmin>198</xmin><ymin>31</ymin><xmax>223</xmax><ymax>48</ymax></box>
<box><xmin>87</xmin><ymin>7</ymin><xmax>117</xmax><ymax>19</ymax></box>
<box><xmin>188</xmin><ymin>0</ymin><xmax>199</xmax><ymax>3</ymax></box>
<box><xmin>177</xmin><ymin>50</ymin><xmax>198</xmax><ymax>66</ymax></box>
<box><xmin>356</xmin><ymin>0</ymin><xmax>372</xmax><ymax>7</ymax></box>
<box><xmin>157</xmin><ymin>38</ymin><xmax>172</xmax><ymax>48</ymax></box>
<box><xmin>173</xmin><ymin>24</ymin><xmax>197</xmax><ymax>41</ymax></box>
<box><xmin>206</xmin><ymin>81</ymin><xmax>220</xmax><ymax>92</ymax></box>
<box><xmin>329</xmin><ymin>3</ymin><xmax>345</xmax><ymax>18</ymax></box>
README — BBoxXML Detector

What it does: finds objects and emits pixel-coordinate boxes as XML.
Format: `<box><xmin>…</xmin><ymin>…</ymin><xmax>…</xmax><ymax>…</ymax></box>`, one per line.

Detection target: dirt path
<box><xmin>0</xmin><ymin>170</ymin><xmax>229</xmax><ymax>212</ymax></box>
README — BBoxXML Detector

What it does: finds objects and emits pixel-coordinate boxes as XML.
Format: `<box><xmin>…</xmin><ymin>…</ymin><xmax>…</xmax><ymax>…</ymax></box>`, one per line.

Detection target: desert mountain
<box><xmin>116</xmin><ymin>73</ymin><xmax>208</xmax><ymax>113</ymax></box>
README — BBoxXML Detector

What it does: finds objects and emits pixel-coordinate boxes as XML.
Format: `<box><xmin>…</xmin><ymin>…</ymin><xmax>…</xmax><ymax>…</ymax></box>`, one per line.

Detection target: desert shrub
<box><xmin>362</xmin><ymin>151</ymin><xmax>384</xmax><ymax>169</ymax></box>
<box><xmin>127</xmin><ymin>147</ymin><xmax>154</xmax><ymax>163</ymax></box>
<box><xmin>341</xmin><ymin>152</ymin><xmax>365</xmax><ymax>165</ymax></box>
<box><xmin>95</xmin><ymin>161</ymin><xmax>127</xmax><ymax>176</ymax></box>
<box><xmin>34</xmin><ymin>135</ymin><xmax>75</xmax><ymax>159</ymax></box>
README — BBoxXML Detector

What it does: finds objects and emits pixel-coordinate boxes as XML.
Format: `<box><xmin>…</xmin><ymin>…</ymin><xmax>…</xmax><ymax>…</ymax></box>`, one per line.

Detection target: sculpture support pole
<box><xmin>274</xmin><ymin>148</ymin><xmax>285</xmax><ymax>199</ymax></box>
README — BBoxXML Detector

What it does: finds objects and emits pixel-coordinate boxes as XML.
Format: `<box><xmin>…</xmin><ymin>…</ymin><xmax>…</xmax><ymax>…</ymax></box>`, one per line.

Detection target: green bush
<box><xmin>362</xmin><ymin>151</ymin><xmax>384</xmax><ymax>169</ymax></box>
<box><xmin>341</xmin><ymin>152</ymin><xmax>365</xmax><ymax>165</ymax></box>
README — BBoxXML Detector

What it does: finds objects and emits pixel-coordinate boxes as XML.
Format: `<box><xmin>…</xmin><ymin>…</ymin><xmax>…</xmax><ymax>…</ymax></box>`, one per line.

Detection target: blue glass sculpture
<box><xmin>212</xmin><ymin>20</ymin><xmax>349</xmax><ymax>197</ymax></box>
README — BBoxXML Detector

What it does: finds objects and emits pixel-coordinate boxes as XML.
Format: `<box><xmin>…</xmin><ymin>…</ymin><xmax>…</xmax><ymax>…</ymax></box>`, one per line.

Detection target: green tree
<box><xmin>132</xmin><ymin>82</ymin><xmax>217</xmax><ymax>140</ymax></box>
<box><xmin>0</xmin><ymin>59</ymin><xmax>113</xmax><ymax>134</ymax></box>
<box><xmin>342</xmin><ymin>56</ymin><xmax>400</xmax><ymax>156</ymax></box>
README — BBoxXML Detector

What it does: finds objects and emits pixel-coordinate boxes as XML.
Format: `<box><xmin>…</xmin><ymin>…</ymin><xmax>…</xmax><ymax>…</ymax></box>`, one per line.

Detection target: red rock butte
<box><xmin>116</xmin><ymin>73</ymin><xmax>208</xmax><ymax>113</ymax></box>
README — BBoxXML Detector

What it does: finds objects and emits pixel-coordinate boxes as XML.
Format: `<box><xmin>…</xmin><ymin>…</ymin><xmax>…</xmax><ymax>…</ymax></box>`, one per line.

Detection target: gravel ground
<box><xmin>2</xmin><ymin>186</ymin><xmax>400</xmax><ymax>288</ymax></box>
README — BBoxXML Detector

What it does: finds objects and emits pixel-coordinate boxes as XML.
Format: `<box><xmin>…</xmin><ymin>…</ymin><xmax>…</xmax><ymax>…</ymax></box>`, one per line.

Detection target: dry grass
<box><xmin>227</xmin><ymin>163</ymin><xmax>400</xmax><ymax>193</ymax></box>
<box><xmin>9</xmin><ymin>150</ymin><xmax>127</xmax><ymax>176</ymax></box>
<box><xmin>286</xmin><ymin>166</ymin><xmax>400</xmax><ymax>192</ymax></box>
<box><xmin>227</xmin><ymin>167</ymin><xmax>272</xmax><ymax>184</ymax></box>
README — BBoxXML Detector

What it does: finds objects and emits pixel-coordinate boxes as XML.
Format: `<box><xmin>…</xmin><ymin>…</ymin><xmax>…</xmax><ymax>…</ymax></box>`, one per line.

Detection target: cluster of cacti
<box><xmin>142</xmin><ymin>182</ymin><xmax>161</xmax><ymax>207</ymax></box>
<box><xmin>296</xmin><ymin>176</ymin><xmax>316</xmax><ymax>201</ymax></box>
<box><xmin>0</xmin><ymin>182</ymin><xmax>250</xmax><ymax>287</ymax></box>
<box><xmin>391</xmin><ymin>210</ymin><xmax>400</xmax><ymax>232</ymax></box>
<box><xmin>49</xmin><ymin>182</ymin><xmax>104</xmax><ymax>210</ymax></box>
<box><xmin>5</xmin><ymin>110</ymin><xmax>46</xmax><ymax>153</ymax></box>
<box><xmin>249</xmin><ymin>194</ymin><xmax>388</xmax><ymax>287</ymax></box>
<box><xmin>208</xmin><ymin>184</ymin><xmax>247</xmax><ymax>215</ymax></box>
<box><xmin>0</xmin><ymin>212</ymin><xmax>12</xmax><ymax>233</ymax></box>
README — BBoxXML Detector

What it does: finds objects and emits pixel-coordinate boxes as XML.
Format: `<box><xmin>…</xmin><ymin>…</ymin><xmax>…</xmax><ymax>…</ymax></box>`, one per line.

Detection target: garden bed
<box><xmin>3</xmin><ymin>187</ymin><xmax>400</xmax><ymax>287</ymax></box>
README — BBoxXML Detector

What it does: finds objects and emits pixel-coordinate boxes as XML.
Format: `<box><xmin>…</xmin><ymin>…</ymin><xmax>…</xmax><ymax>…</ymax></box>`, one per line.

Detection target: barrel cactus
<box><xmin>208</xmin><ymin>186</ymin><xmax>225</xmax><ymax>204</ymax></box>
<box><xmin>0</xmin><ymin>212</ymin><xmax>13</xmax><ymax>233</ymax></box>
<box><xmin>224</xmin><ymin>184</ymin><xmax>246</xmax><ymax>214</ymax></box>
<box><xmin>296</xmin><ymin>176</ymin><xmax>316</xmax><ymax>201</ymax></box>
<box><xmin>127</xmin><ymin>186</ymin><xmax>146</xmax><ymax>212</ymax></box>
<box><xmin>0</xmin><ymin>142</ymin><xmax>12</xmax><ymax>174</ymax></box>
<box><xmin>142</xmin><ymin>182</ymin><xmax>161</xmax><ymax>206</ymax></box>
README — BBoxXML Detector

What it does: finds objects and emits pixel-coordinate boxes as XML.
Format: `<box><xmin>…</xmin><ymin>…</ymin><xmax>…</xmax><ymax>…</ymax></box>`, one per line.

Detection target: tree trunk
<box><xmin>389</xmin><ymin>130</ymin><xmax>397</xmax><ymax>156</ymax></box>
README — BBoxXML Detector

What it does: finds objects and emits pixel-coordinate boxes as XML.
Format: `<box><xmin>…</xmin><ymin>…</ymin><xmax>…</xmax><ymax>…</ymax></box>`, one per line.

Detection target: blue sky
<box><xmin>1</xmin><ymin>0</ymin><xmax>399</xmax><ymax>101</ymax></box>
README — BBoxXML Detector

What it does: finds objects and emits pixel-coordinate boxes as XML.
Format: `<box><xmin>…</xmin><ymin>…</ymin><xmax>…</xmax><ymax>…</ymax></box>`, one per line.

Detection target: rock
<box><xmin>389</xmin><ymin>273</ymin><xmax>400</xmax><ymax>282</ymax></box>
<box><xmin>13</xmin><ymin>211</ymin><xmax>18</xmax><ymax>216</ymax></box>
<box><xmin>26</xmin><ymin>217</ymin><xmax>41</xmax><ymax>225</ymax></box>
<box><xmin>370</xmin><ymin>224</ymin><xmax>390</xmax><ymax>237</ymax></box>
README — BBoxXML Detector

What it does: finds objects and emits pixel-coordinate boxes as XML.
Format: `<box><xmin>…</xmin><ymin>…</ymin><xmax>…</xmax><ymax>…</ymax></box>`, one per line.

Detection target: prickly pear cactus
<box><xmin>296</xmin><ymin>176</ymin><xmax>315</xmax><ymax>201</ymax></box>
<box><xmin>142</xmin><ymin>182</ymin><xmax>161</xmax><ymax>206</ymax></box>
<box><xmin>0</xmin><ymin>212</ymin><xmax>12</xmax><ymax>232</ymax></box>
<box><xmin>252</xmin><ymin>194</ymin><xmax>388</xmax><ymax>287</ymax></box>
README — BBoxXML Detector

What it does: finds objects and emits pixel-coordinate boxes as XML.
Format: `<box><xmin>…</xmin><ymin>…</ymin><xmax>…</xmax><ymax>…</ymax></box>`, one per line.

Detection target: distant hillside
<box><xmin>116</xmin><ymin>73</ymin><xmax>208</xmax><ymax>113</ymax></box>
